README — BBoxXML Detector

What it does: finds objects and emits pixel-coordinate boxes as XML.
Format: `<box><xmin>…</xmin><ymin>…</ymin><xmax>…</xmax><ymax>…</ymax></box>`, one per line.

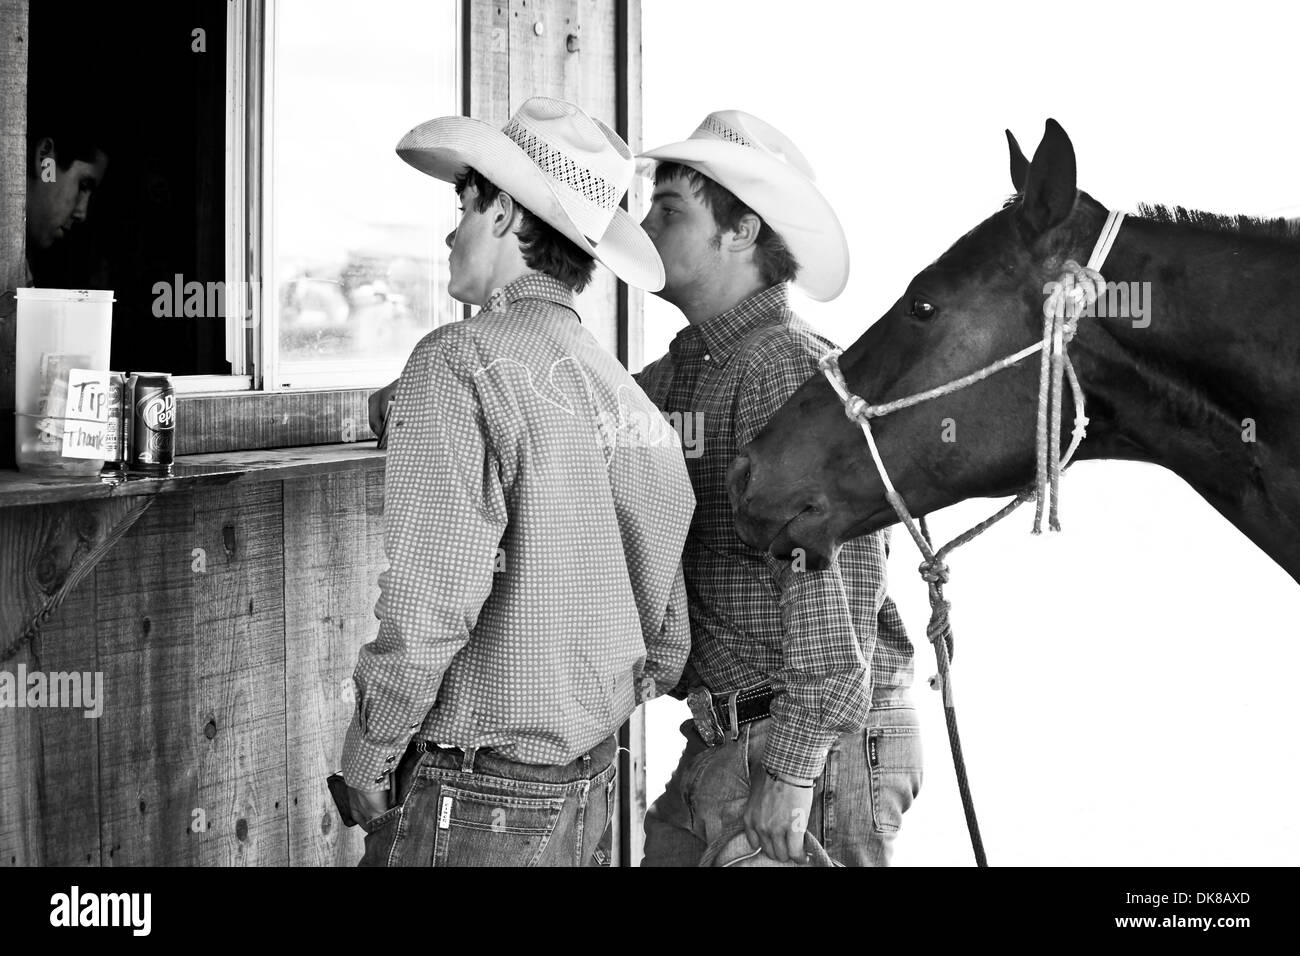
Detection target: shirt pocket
<box><xmin>865</xmin><ymin>707</ymin><xmax>924</xmax><ymax>833</ymax></box>
<box><xmin>432</xmin><ymin>786</ymin><xmax>568</xmax><ymax>867</ymax></box>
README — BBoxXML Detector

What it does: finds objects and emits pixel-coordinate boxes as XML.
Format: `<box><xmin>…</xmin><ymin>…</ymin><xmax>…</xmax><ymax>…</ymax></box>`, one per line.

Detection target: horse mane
<box><xmin>1000</xmin><ymin>193</ymin><xmax>1300</xmax><ymax>243</ymax></box>
<box><xmin>1135</xmin><ymin>203</ymin><xmax>1300</xmax><ymax>244</ymax></box>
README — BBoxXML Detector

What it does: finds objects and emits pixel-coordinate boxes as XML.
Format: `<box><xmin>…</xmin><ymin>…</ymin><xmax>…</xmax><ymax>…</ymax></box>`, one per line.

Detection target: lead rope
<box><xmin>818</xmin><ymin>210</ymin><xmax>1125</xmax><ymax>866</ymax></box>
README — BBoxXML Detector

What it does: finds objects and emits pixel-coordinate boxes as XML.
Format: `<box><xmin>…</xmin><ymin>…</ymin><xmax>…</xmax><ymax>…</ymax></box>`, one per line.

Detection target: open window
<box><xmin>256</xmin><ymin>0</ymin><xmax>461</xmax><ymax>390</ymax></box>
<box><xmin>27</xmin><ymin>1</ymin><xmax>229</xmax><ymax>380</ymax></box>
<box><xmin>26</xmin><ymin>0</ymin><xmax>461</xmax><ymax>406</ymax></box>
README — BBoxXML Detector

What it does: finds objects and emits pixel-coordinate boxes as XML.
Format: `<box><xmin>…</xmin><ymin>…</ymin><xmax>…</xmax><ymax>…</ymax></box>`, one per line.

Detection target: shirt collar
<box><xmin>481</xmin><ymin>273</ymin><xmax>577</xmax><ymax>316</ymax></box>
<box><xmin>670</xmin><ymin>284</ymin><xmax>791</xmax><ymax>368</ymax></box>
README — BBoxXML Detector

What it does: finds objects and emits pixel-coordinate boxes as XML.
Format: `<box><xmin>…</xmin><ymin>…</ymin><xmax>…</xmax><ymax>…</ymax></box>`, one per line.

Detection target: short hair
<box><xmin>653</xmin><ymin>161</ymin><xmax>799</xmax><ymax>287</ymax></box>
<box><xmin>454</xmin><ymin>168</ymin><xmax>597</xmax><ymax>293</ymax></box>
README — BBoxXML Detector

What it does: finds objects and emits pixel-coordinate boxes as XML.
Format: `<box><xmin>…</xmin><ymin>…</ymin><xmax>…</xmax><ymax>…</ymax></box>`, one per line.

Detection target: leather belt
<box><xmin>687</xmin><ymin>684</ymin><xmax>775</xmax><ymax>746</ymax></box>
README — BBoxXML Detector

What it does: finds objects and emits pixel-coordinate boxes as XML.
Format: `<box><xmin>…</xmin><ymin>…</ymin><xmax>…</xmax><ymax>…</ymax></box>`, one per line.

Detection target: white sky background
<box><xmin>274</xmin><ymin>0</ymin><xmax>457</xmax><ymax>262</ymax></box>
<box><xmin>639</xmin><ymin>0</ymin><xmax>1300</xmax><ymax>865</ymax></box>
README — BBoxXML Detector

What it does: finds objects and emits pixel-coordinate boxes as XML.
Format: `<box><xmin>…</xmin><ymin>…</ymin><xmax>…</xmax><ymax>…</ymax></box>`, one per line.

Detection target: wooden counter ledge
<box><xmin>0</xmin><ymin>443</ymin><xmax>387</xmax><ymax>508</ymax></box>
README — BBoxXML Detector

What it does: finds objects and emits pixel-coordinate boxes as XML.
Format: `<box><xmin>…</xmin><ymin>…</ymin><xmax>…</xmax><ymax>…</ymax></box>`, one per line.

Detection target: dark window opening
<box><xmin>27</xmin><ymin>2</ymin><xmax>229</xmax><ymax>376</ymax></box>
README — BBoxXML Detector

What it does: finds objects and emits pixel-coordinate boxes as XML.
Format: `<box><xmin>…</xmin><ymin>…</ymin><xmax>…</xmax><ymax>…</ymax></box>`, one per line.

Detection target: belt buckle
<box><xmin>724</xmin><ymin>691</ymin><xmax>741</xmax><ymax>741</ymax></box>
<box><xmin>686</xmin><ymin>686</ymin><xmax>724</xmax><ymax>746</ymax></box>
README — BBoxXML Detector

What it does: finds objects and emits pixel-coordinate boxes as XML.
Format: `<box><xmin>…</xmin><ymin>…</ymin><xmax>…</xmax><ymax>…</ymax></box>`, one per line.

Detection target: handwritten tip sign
<box><xmin>61</xmin><ymin>368</ymin><xmax>121</xmax><ymax>461</ymax></box>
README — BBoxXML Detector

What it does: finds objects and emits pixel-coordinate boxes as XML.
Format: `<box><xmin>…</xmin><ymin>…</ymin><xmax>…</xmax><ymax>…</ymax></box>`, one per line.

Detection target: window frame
<box><xmin>175</xmin><ymin>0</ymin><xmax>259</xmax><ymax>397</ymax></box>
<box><xmin>225</xmin><ymin>0</ymin><xmax>256</xmax><ymax>385</ymax></box>
<box><xmin>174</xmin><ymin>0</ymin><xmax>463</xmax><ymax>410</ymax></box>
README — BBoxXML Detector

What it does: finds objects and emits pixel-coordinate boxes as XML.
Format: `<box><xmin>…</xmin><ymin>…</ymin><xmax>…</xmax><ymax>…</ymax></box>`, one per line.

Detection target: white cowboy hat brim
<box><xmin>639</xmin><ymin>140</ymin><xmax>849</xmax><ymax>301</ymax></box>
<box><xmin>398</xmin><ymin>116</ymin><xmax>664</xmax><ymax>292</ymax></box>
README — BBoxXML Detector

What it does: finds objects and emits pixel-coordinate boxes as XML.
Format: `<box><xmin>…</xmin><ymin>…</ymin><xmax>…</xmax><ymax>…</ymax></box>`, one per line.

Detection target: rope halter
<box><xmin>818</xmin><ymin>209</ymin><xmax>1125</xmax><ymax>552</ymax></box>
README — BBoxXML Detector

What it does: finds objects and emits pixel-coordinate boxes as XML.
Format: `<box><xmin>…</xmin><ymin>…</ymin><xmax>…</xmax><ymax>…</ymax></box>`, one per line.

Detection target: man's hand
<box><xmin>347</xmin><ymin>783</ymin><xmax>392</xmax><ymax>827</ymax></box>
<box><xmin>743</xmin><ymin>766</ymin><xmax>815</xmax><ymax>863</ymax></box>
<box><xmin>369</xmin><ymin>378</ymin><xmax>400</xmax><ymax>438</ymax></box>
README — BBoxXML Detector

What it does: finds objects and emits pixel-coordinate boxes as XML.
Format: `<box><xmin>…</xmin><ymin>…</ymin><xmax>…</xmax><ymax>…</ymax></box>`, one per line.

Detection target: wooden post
<box><xmin>616</xmin><ymin>0</ymin><xmax>645</xmax><ymax>375</ymax></box>
<box><xmin>0</xmin><ymin>0</ymin><xmax>29</xmax><ymax>470</ymax></box>
<box><xmin>614</xmin><ymin>0</ymin><xmax>648</xmax><ymax>868</ymax></box>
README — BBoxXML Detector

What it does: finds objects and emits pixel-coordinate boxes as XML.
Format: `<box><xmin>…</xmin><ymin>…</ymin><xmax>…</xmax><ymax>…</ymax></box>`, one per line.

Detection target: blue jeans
<box><xmin>642</xmin><ymin>691</ymin><xmax>922</xmax><ymax>867</ymax></box>
<box><xmin>358</xmin><ymin>735</ymin><xmax>619</xmax><ymax>867</ymax></box>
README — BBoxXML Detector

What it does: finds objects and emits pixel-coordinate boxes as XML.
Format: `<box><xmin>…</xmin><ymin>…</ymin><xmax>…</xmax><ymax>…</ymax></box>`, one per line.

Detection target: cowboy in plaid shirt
<box><xmin>635</xmin><ymin>111</ymin><xmax>920</xmax><ymax>867</ymax></box>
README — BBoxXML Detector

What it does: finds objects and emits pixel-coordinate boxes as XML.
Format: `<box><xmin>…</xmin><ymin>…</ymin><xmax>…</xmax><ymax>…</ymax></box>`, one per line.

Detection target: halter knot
<box><xmin>925</xmin><ymin>595</ymin><xmax>954</xmax><ymax>661</ymax></box>
<box><xmin>844</xmin><ymin>395</ymin><xmax>869</xmax><ymax>423</ymax></box>
<box><xmin>1043</xmin><ymin>259</ymin><xmax>1106</xmax><ymax>333</ymax></box>
<box><xmin>920</xmin><ymin>558</ymin><xmax>950</xmax><ymax>585</ymax></box>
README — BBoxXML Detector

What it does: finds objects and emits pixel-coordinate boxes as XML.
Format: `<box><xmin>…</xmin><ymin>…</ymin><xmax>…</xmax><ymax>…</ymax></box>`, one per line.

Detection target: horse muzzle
<box><xmin>728</xmin><ymin>452</ymin><xmax>836</xmax><ymax>567</ymax></box>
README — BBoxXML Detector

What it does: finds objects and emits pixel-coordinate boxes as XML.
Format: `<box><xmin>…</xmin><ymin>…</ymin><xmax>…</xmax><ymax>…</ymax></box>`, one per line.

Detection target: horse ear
<box><xmin>1006</xmin><ymin>129</ymin><xmax>1028</xmax><ymax>192</ymax></box>
<box><xmin>1018</xmin><ymin>118</ymin><xmax>1077</xmax><ymax>238</ymax></box>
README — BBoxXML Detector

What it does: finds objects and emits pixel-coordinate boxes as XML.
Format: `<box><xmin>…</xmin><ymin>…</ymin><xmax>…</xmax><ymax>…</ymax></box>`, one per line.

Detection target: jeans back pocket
<box><xmin>432</xmin><ymin>786</ymin><xmax>568</xmax><ymax>867</ymax></box>
<box><xmin>866</xmin><ymin>707</ymin><xmax>923</xmax><ymax>833</ymax></box>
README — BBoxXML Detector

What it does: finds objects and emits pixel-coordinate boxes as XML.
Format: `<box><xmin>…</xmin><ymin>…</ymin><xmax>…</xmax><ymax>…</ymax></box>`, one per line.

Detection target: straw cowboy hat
<box><xmin>639</xmin><ymin>111</ymin><xmax>849</xmax><ymax>301</ymax></box>
<box><xmin>395</xmin><ymin>97</ymin><xmax>664</xmax><ymax>292</ymax></box>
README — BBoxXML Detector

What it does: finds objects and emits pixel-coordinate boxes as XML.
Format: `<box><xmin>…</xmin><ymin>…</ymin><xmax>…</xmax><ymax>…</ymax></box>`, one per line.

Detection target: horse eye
<box><xmin>909</xmin><ymin>297</ymin><xmax>938</xmax><ymax>320</ymax></box>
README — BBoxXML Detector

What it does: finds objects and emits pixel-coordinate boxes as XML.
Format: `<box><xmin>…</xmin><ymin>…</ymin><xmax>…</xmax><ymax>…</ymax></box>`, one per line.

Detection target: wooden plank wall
<box><xmin>0</xmin><ymin>496</ymin><xmax>151</xmax><ymax>865</ymax></box>
<box><xmin>469</xmin><ymin>0</ymin><xmax>633</xmax><ymax>358</ymax></box>
<box><xmin>0</xmin><ymin>505</ymin><xmax>100</xmax><ymax>866</ymax></box>
<box><xmin>0</xmin><ymin>466</ymin><xmax>384</xmax><ymax>866</ymax></box>
<box><xmin>0</xmin><ymin>0</ymin><xmax>28</xmax><ymax>469</ymax></box>
<box><xmin>175</xmin><ymin>389</ymin><xmax>376</xmax><ymax>456</ymax></box>
<box><xmin>283</xmin><ymin>470</ymin><xmax>384</xmax><ymax>867</ymax></box>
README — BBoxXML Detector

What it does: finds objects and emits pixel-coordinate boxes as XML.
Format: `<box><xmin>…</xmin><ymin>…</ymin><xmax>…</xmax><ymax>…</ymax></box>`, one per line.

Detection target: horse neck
<box><xmin>1071</xmin><ymin>214</ymin><xmax>1300</xmax><ymax>579</ymax></box>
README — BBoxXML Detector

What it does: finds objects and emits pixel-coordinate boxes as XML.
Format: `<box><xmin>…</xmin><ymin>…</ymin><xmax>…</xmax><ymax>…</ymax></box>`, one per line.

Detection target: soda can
<box><xmin>100</xmin><ymin>372</ymin><xmax>129</xmax><ymax>483</ymax></box>
<box><xmin>128</xmin><ymin>372</ymin><xmax>175</xmax><ymax>477</ymax></box>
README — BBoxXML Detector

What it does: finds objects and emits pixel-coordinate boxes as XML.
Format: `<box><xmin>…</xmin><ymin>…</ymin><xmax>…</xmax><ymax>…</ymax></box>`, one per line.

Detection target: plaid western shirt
<box><xmin>343</xmin><ymin>273</ymin><xmax>695</xmax><ymax>790</ymax></box>
<box><xmin>637</xmin><ymin>284</ymin><xmax>914</xmax><ymax>781</ymax></box>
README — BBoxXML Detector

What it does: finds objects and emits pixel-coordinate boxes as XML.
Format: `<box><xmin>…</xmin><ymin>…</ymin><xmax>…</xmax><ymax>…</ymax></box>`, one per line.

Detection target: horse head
<box><xmin>729</xmin><ymin>119</ymin><xmax>1124</xmax><ymax>567</ymax></box>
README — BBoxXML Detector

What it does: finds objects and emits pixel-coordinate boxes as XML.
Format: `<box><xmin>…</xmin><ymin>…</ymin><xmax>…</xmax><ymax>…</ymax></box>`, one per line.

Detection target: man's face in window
<box><xmin>26</xmin><ymin>138</ymin><xmax>109</xmax><ymax>252</ymax></box>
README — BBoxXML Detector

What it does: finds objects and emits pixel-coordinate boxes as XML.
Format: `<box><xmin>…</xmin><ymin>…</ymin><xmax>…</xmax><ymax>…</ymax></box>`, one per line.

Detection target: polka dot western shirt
<box><xmin>343</xmin><ymin>273</ymin><xmax>695</xmax><ymax>790</ymax></box>
<box><xmin>637</xmin><ymin>284</ymin><xmax>915</xmax><ymax>781</ymax></box>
